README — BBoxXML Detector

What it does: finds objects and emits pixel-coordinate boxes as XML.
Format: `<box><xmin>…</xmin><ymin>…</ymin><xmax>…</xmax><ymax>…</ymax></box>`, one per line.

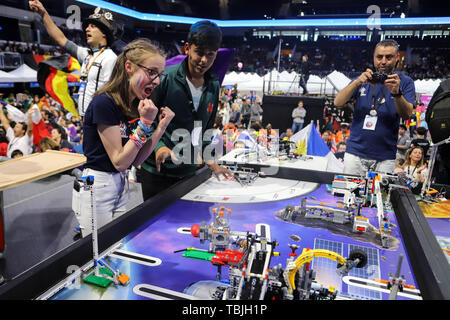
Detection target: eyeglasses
<box><xmin>136</xmin><ymin>63</ymin><xmax>166</xmax><ymax>83</ymax></box>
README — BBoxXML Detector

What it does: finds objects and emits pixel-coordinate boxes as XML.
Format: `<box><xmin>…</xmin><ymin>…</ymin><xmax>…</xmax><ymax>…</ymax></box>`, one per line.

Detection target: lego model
<box><xmin>342</xmin><ymin>254</ymin><xmax>422</xmax><ymax>300</ymax></box>
<box><xmin>282</xmin><ymin>246</ymin><xmax>367</xmax><ymax>300</ymax></box>
<box><xmin>177</xmin><ymin>205</ymin><xmax>367</xmax><ymax>300</ymax></box>
<box><xmin>331</xmin><ymin>172</ymin><xmax>400</xmax><ymax>248</ymax></box>
<box><xmin>386</xmin><ymin>254</ymin><xmax>407</xmax><ymax>300</ymax></box>
<box><xmin>222</xmin><ymin>164</ymin><xmax>262</xmax><ymax>187</ymax></box>
<box><xmin>190</xmin><ymin>206</ymin><xmax>242</xmax><ymax>252</ymax></box>
<box><xmin>420</xmin><ymin>137</ymin><xmax>450</xmax><ymax>202</ymax></box>
<box><xmin>76</xmin><ymin>176</ymin><xmax>130</xmax><ymax>288</ymax></box>
<box><xmin>277</xmin><ymin>171</ymin><xmax>402</xmax><ymax>249</ymax></box>
<box><xmin>278</xmin><ymin>139</ymin><xmax>313</xmax><ymax>161</ymax></box>
<box><xmin>276</xmin><ymin>202</ymin><xmax>399</xmax><ymax>250</ymax></box>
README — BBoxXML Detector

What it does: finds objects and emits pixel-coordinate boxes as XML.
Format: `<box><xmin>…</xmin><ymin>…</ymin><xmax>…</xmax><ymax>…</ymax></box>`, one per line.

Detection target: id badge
<box><xmin>78</xmin><ymin>81</ymin><xmax>87</xmax><ymax>95</ymax></box>
<box><xmin>363</xmin><ymin>115</ymin><xmax>377</xmax><ymax>131</ymax></box>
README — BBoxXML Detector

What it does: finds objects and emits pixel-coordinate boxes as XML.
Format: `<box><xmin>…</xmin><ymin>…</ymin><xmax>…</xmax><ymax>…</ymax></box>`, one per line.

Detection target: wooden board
<box><xmin>0</xmin><ymin>151</ymin><xmax>86</xmax><ymax>191</ymax></box>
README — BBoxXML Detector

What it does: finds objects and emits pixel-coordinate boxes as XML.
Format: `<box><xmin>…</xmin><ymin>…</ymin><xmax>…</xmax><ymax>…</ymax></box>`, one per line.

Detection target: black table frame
<box><xmin>0</xmin><ymin>165</ymin><xmax>449</xmax><ymax>300</ymax></box>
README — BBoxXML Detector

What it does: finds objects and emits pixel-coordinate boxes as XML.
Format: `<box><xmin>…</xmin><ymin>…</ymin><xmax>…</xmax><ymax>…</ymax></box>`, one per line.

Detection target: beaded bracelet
<box><xmin>129</xmin><ymin>127</ymin><xmax>147</xmax><ymax>148</ymax></box>
<box><xmin>138</xmin><ymin>120</ymin><xmax>152</xmax><ymax>135</ymax></box>
<box><xmin>134</xmin><ymin>127</ymin><xmax>147</xmax><ymax>142</ymax></box>
<box><xmin>129</xmin><ymin>134</ymin><xmax>144</xmax><ymax>148</ymax></box>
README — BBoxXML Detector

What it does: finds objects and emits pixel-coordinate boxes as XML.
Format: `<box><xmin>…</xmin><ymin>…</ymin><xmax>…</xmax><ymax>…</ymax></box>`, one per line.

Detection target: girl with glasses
<box><xmin>77</xmin><ymin>38</ymin><xmax>175</xmax><ymax>237</ymax></box>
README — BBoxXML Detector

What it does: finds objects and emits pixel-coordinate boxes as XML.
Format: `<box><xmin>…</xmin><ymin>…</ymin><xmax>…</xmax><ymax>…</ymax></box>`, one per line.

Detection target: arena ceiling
<box><xmin>4</xmin><ymin>0</ymin><xmax>449</xmax><ymax>20</ymax></box>
<box><xmin>98</xmin><ymin>0</ymin><xmax>449</xmax><ymax>19</ymax></box>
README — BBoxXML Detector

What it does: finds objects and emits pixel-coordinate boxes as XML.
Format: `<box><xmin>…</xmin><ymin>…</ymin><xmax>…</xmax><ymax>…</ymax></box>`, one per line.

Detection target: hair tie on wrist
<box><xmin>140</xmin><ymin>118</ymin><xmax>153</xmax><ymax>124</ymax></box>
<box><xmin>128</xmin><ymin>118</ymin><xmax>140</xmax><ymax>124</ymax></box>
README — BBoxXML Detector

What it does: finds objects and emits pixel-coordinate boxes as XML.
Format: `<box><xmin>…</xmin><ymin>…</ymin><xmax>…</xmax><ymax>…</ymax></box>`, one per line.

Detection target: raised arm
<box><xmin>29</xmin><ymin>0</ymin><xmax>68</xmax><ymax>48</ymax></box>
<box><xmin>26</xmin><ymin>108</ymin><xmax>35</xmax><ymax>138</ymax></box>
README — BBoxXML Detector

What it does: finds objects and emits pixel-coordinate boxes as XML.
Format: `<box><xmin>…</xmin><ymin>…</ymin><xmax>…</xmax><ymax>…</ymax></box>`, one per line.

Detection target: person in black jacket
<box><xmin>298</xmin><ymin>55</ymin><xmax>310</xmax><ymax>95</ymax></box>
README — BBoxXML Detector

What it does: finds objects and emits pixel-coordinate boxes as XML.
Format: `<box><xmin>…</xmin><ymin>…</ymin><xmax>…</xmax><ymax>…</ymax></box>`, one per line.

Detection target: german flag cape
<box><xmin>37</xmin><ymin>54</ymin><xmax>80</xmax><ymax>117</ymax></box>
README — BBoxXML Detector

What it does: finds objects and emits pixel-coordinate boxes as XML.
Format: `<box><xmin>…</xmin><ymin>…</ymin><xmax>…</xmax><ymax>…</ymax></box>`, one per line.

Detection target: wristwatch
<box><xmin>391</xmin><ymin>89</ymin><xmax>402</xmax><ymax>98</ymax></box>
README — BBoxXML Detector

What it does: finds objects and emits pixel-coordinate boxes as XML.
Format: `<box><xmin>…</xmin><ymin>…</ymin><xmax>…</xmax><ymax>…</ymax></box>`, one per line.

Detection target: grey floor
<box><xmin>0</xmin><ymin>174</ymin><xmax>144</xmax><ymax>282</ymax></box>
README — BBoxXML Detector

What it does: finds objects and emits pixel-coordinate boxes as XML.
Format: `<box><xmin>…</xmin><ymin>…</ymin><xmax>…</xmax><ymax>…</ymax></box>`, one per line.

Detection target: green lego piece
<box><xmin>83</xmin><ymin>267</ymin><xmax>114</xmax><ymax>288</ymax></box>
<box><xmin>182</xmin><ymin>249</ymin><xmax>215</xmax><ymax>261</ymax></box>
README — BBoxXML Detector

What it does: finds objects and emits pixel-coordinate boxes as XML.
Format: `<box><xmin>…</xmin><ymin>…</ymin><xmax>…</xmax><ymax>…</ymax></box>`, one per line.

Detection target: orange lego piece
<box><xmin>375</xmin><ymin>279</ymin><xmax>388</xmax><ymax>284</ymax></box>
<box><xmin>117</xmin><ymin>273</ymin><xmax>130</xmax><ymax>285</ymax></box>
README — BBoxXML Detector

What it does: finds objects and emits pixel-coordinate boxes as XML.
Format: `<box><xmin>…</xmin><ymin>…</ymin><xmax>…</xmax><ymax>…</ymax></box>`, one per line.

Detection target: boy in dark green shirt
<box><xmin>140</xmin><ymin>20</ymin><xmax>232</xmax><ymax>200</ymax></box>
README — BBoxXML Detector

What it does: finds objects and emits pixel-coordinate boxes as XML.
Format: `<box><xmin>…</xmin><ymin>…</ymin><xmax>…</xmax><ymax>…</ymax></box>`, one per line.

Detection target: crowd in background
<box><xmin>0</xmin><ymin>91</ymin><xmax>82</xmax><ymax>161</ymax></box>
<box><xmin>0</xmin><ymin>40</ymin><xmax>64</xmax><ymax>56</ymax></box>
<box><xmin>0</xmin><ymin>83</ymin><xmax>433</xmax><ymax>171</ymax></box>
<box><xmin>209</xmin><ymin>86</ymin><xmax>432</xmax><ymax>172</ymax></box>
<box><xmin>3</xmin><ymin>37</ymin><xmax>450</xmax><ymax>81</ymax></box>
<box><xmin>0</xmin><ymin>33</ymin><xmax>441</xmax><ymax>187</ymax></box>
<box><xmin>228</xmin><ymin>42</ymin><xmax>450</xmax><ymax>80</ymax></box>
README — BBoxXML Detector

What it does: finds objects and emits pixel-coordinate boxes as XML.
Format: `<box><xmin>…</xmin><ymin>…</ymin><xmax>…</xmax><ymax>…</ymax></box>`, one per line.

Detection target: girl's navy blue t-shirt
<box><xmin>83</xmin><ymin>93</ymin><xmax>133</xmax><ymax>172</ymax></box>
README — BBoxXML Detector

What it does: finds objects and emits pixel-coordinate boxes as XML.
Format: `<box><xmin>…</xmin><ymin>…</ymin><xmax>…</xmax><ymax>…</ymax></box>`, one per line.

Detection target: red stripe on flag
<box><xmin>45</xmin><ymin>67</ymin><xmax>64</xmax><ymax>107</ymax></box>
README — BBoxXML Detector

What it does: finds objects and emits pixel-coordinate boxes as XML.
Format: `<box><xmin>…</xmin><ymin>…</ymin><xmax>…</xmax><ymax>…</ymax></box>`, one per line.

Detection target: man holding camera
<box><xmin>334</xmin><ymin>40</ymin><xmax>415</xmax><ymax>176</ymax></box>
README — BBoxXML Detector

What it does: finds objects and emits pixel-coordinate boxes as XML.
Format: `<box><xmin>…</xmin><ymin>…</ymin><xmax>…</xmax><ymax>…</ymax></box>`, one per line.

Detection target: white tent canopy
<box><xmin>413</xmin><ymin>79</ymin><xmax>441</xmax><ymax>95</ymax></box>
<box><xmin>0</xmin><ymin>63</ymin><xmax>443</xmax><ymax>95</ymax></box>
<box><xmin>222</xmin><ymin>69</ymin><xmax>442</xmax><ymax>96</ymax></box>
<box><xmin>7</xmin><ymin>64</ymin><xmax>37</xmax><ymax>83</ymax></box>
<box><xmin>0</xmin><ymin>70</ymin><xmax>18</xmax><ymax>82</ymax></box>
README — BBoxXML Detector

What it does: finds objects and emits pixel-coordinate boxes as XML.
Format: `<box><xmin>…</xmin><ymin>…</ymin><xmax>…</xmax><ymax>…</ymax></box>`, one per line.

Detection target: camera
<box><xmin>370</xmin><ymin>71</ymin><xmax>388</xmax><ymax>84</ymax></box>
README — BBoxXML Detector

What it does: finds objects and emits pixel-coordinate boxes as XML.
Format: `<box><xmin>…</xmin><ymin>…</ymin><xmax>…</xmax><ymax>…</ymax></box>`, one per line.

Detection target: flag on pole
<box><xmin>290</xmin><ymin>123</ymin><xmax>344</xmax><ymax>173</ymax></box>
<box><xmin>236</xmin><ymin>130</ymin><xmax>257</xmax><ymax>149</ymax></box>
<box><xmin>272</xmin><ymin>42</ymin><xmax>279</xmax><ymax>59</ymax></box>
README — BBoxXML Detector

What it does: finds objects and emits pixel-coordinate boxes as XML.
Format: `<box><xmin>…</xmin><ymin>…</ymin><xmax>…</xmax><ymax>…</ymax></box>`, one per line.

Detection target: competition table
<box><xmin>0</xmin><ymin>151</ymin><xmax>86</xmax><ymax>258</ymax></box>
<box><xmin>0</xmin><ymin>163</ymin><xmax>449</xmax><ymax>300</ymax></box>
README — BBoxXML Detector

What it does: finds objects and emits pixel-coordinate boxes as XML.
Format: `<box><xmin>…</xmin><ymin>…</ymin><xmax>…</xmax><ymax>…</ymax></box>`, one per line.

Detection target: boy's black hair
<box><xmin>53</xmin><ymin>125</ymin><xmax>68</xmax><ymax>140</ymax></box>
<box><xmin>11</xmin><ymin>149</ymin><xmax>23</xmax><ymax>158</ymax></box>
<box><xmin>0</xmin><ymin>130</ymin><xmax>7</xmax><ymax>144</ymax></box>
<box><xmin>187</xmin><ymin>20</ymin><xmax>222</xmax><ymax>51</ymax></box>
<box><xmin>416</xmin><ymin>126</ymin><xmax>427</xmax><ymax>136</ymax></box>
<box><xmin>15</xmin><ymin>122</ymin><xmax>27</xmax><ymax>133</ymax></box>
